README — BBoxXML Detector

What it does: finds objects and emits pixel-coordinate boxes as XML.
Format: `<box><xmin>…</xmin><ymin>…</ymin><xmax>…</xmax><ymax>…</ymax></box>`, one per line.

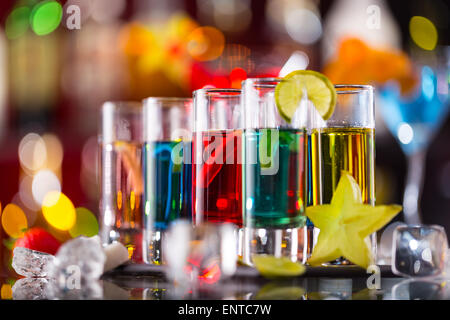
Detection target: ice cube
<box><xmin>49</xmin><ymin>236</ymin><xmax>106</xmax><ymax>289</ymax></box>
<box><xmin>392</xmin><ymin>225</ymin><xmax>448</xmax><ymax>278</ymax></box>
<box><xmin>12</xmin><ymin>247</ymin><xmax>55</xmax><ymax>277</ymax></box>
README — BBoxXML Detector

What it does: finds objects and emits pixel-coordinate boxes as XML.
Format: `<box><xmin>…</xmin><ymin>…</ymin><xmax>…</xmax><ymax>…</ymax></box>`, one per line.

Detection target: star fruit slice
<box><xmin>306</xmin><ymin>171</ymin><xmax>401</xmax><ymax>268</ymax></box>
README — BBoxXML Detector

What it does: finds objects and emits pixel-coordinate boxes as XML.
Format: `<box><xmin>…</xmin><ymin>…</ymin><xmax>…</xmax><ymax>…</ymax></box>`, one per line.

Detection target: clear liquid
<box><xmin>100</xmin><ymin>141</ymin><xmax>143</xmax><ymax>262</ymax></box>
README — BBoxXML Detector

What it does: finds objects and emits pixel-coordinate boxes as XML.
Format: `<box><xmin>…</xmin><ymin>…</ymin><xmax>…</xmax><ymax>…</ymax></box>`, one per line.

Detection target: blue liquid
<box><xmin>143</xmin><ymin>141</ymin><xmax>192</xmax><ymax>231</ymax></box>
<box><xmin>379</xmin><ymin>66</ymin><xmax>449</xmax><ymax>155</ymax></box>
<box><xmin>181</xmin><ymin>142</ymin><xmax>193</xmax><ymax>220</ymax></box>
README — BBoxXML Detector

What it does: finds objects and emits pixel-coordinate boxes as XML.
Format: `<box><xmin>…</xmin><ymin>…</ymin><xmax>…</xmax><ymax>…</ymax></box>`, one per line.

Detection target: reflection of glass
<box><xmin>241</xmin><ymin>78</ymin><xmax>308</xmax><ymax>265</ymax></box>
<box><xmin>310</xmin><ymin>85</ymin><xmax>375</xmax><ymax>264</ymax></box>
<box><xmin>142</xmin><ymin>97</ymin><xmax>192</xmax><ymax>264</ymax></box>
<box><xmin>192</xmin><ymin>89</ymin><xmax>243</xmax><ymax>227</ymax></box>
<box><xmin>391</xmin><ymin>279</ymin><xmax>447</xmax><ymax>300</ymax></box>
<box><xmin>379</xmin><ymin>66</ymin><xmax>449</xmax><ymax>224</ymax></box>
<box><xmin>100</xmin><ymin>101</ymin><xmax>143</xmax><ymax>262</ymax></box>
<box><xmin>163</xmin><ymin>221</ymin><xmax>237</xmax><ymax>287</ymax></box>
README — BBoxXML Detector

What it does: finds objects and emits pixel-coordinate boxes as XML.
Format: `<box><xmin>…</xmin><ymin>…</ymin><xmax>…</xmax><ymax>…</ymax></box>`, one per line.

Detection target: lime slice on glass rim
<box><xmin>252</xmin><ymin>255</ymin><xmax>306</xmax><ymax>278</ymax></box>
<box><xmin>274</xmin><ymin>70</ymin><xmax>337</xmax><ymax>123</ymax></box>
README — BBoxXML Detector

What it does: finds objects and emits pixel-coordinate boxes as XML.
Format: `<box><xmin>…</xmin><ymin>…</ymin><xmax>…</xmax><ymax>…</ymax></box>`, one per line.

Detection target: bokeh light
<box><xmin>120</xmin><ymin>23</ymin><xmax>156</xmax><ymax>56</ymax></box>
<box><xmin>187</xmin><ymin>26</ymin><xmax>225</xmax><ymax>61</ymax></box>
<box><xmin>5</xmin><ymin>6</ymin><xmax>31</xmax><ymax>40</ymax></box>
<box><xmin>409</xmin><ymin>16</ymin><xmax>438</xmax><ymax>51</ymax></box>
<box><xmin>18</xmin><ymin>133</ymin><xmax>47</xmax><ymax>172</ymax></box>
<box><xmin>1</xmin><ymin>203</ymin><xmax>28</xmax><ymax>238</ymax></box>
<box><xmin>210</xmin><ymin>0</ymin><xmax>252</xmax><ymax>33</ymax></box>
<box><xmin>285</xmin><ymin>8</ymin><xmax>322</xmax><ymax>44</ymax></box>
<box><xmin>42</xmin><ymin>191</ymin><xmax>76</xmax><ymax>231</ymax></box>
<box><xmin>19</xmin><ymin>175</ymin><xmax>41</xmax><ymax>211</ymax></box>
<box><xmin>229</xmin><ymin>67</ymin><xmax>247</xmax><ymax>89</ymax></box>
<box><xmin>398</xmin><ymin>123</ymin><xmax>414</xmax><ymax>145</ymax></box>
<box><xmin>30</xmin><ymin>0</ymin><xmax>63</xmax><ymax>36</ymax></box>
<box><xmin>42</xmin><ymin>134</ymin><xmax>63</xmax><ymax>171</ymax></box>
<box><xmin>1</xmin><ymin>284</ymin><xmax>12</xmax><ymax>300</ymax></box>
<box><xmin>31</xmin><ymin>170</ymin><xmax>61</xmax><ymax>206</ymax></box>
<box><xmin>69</xmin><ymin>207</ymin><xmax>99</xmax><ymax>238</ymax></box>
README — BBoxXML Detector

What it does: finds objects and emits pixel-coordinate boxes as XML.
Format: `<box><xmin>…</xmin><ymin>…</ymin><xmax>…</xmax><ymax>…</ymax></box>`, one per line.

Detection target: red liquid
<box><xmin>192</xmin><ymin>130</ymin><xmax>242</xmax><ymax>227</ymax></box>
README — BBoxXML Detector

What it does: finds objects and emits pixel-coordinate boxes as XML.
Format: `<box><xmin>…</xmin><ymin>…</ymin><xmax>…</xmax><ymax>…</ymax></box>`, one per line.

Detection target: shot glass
<box><xmin>309</xmin><ymin>85</ymin><xmax>375</xmax><ymax>264</ymax></box>
<box><xmin>241</xmin><ymin>78</ymin><xmax>308</xmax><ymax>265</ymax></box>
<box><xmin>192</xmin><ymin>89</ymin><xmax>243</xmax><ymax>227</ymax></box>
<box><xmin>99</xmin><ymin>101</ymin><xmax>143</xmax><ymax>262</ymax></box>
<box><xmin>142</xmin><ymin>97</ymin><xmax>193</xmax><ymax>264</ymax></box>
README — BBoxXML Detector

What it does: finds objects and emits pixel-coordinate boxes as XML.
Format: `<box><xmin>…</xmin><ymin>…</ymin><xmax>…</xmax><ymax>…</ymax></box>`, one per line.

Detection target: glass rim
<box><xmin>240</xmin><ymin>81</ymin><xmax>374</xmax><ymax>92</ymax></box>
<box><xmin>193</xmin><ymin>88</ymin><xmax>241</xmax><ymax>98</ymax></box>
<box><xmin>335</xmin><ymin>84</ymin><xmax>374</xmax><ymax>94</ymax></box>
<box><xmin>242</xmin><ymin>77</ymin><xmax>282</xmax><ymax>88</ymax></box>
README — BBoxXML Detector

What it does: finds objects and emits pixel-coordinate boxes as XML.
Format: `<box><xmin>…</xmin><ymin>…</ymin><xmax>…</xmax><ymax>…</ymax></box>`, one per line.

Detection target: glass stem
<box><xmin>403</xmin><ymin>150</ymin><xmax>427</xmax><ymax>224</ymax></box>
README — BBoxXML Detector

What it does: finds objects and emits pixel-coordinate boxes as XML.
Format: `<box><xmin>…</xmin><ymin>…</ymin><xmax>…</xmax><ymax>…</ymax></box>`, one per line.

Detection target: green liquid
<box><xmin>243</xmin><ymin>128</ymin><xmax>307</xmax><ymax>229</ymax></box>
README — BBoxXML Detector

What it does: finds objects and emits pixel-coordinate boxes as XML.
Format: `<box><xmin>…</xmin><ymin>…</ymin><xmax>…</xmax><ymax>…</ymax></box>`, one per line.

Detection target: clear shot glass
<box><xmin>99</xmin><ymin>101</ymin><xmax>143</xmax><ymax>262</ymax></box>
<box><xmin>241</xmin><ymin>78</ymin><xmax>309</xmax><ymax>265</ymax></box>
<box><xmin>142</xmin><ymin>97</ymin><xmax>193</xmax><ymax>264</ymax></box>
<box><xmin>309</xmin><ymin>85</ymin><xmax>375</xmax><ymax>265</ymax></box>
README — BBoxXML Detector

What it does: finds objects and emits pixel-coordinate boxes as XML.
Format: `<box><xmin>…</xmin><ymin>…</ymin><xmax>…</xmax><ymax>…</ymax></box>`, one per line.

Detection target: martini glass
<box><xmin>379</xmin><ymin>66</ymin><xmax>449</xmax><ymax>224</ymax></box>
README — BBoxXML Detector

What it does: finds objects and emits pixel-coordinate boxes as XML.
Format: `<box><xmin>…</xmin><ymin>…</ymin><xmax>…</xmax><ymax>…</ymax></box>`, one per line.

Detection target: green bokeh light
<box><xmin>5</xmin><ymin>6</ymin><xmax>31</xmax><ymax>40</ymax></box>
<box><xmin>30</xmin><ymin>0</ymin><xmax>63</xmax><ymax>36</ymax></box>
<box><xmin>69</xmin><ymin>207</ymin><xmax>99</xmax><ymax>238</ymax></box>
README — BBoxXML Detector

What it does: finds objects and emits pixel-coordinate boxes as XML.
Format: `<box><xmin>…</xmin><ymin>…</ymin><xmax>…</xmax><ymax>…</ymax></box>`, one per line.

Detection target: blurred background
<box><xmin>0</xmin><ymin>0</ymin><xmax>448</xmax><ymax>287</ymax></box>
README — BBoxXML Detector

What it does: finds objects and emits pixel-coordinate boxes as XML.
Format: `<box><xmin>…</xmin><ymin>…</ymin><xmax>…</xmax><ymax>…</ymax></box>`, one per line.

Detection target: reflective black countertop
<box><xmin>4</xmin><ymin>264</ymin><xmax>448</xmax><ymax>300</ymax></box>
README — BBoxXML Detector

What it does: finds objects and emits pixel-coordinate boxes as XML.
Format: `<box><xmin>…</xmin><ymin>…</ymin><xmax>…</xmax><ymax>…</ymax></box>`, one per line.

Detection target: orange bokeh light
<box><xmin>1</xmin><ymin>203</ymin><xmax>28</xmax><ymax>238</ymax></box>
<box><xmin>187</xmin><ymin>26</ymin><xmax>225</xmax><ymax>62</ymax></box>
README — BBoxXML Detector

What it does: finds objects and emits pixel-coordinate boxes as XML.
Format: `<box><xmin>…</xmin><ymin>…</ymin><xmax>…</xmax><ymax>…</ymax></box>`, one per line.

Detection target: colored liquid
<box><xmin>100</xmin><ymin>141</ymin><xmax>143</xmax><ymax>261</ymax></box>
<box><xmin>243</xmin><ymin>128</ymin><xmax>307</xmax><ymax>228</ymax></box>
<box><xmin>143</xmin><ymin>141</ymin><xmax>192</xmax><ymax>231</ymax></box>
<box><xmin>192</xmin><ymin>130</ymin><xmax>243</xmax><ymax>227</ymax></box>
<box><xmin>181</xmin><ymin>142</ymin><xmax>193</xmax><ymax>220</ymax></box>
<box><xmin>310</xmin><ymin>127</ymin><xmax>375</xmax><ymax>206</ymax></box>
<box><xmin>379</xmin><ymin>66</ymin><xmax>449</xmax><ymax>155</ymax></box>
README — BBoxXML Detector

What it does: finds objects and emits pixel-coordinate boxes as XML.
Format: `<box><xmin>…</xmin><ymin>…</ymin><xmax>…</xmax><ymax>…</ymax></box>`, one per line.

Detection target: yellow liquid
<box><xmin>310</xmin><ymin>127</ymin><xmax>375</xmax><ymax>206</ymax></box>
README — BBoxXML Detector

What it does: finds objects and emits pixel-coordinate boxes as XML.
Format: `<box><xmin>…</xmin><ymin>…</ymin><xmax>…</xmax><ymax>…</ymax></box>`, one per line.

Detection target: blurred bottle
<box><xmin>322</xmin><ymin>0</ymin><xmax>401</xmax><ymax>63</ymax></box>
